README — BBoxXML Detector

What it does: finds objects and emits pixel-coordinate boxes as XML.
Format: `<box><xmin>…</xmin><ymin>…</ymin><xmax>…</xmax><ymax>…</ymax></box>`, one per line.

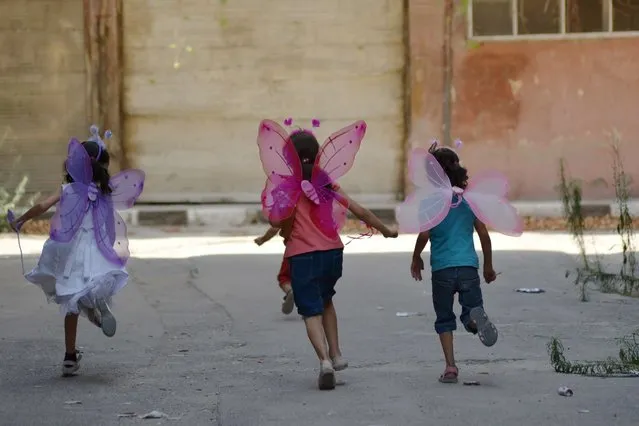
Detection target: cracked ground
<box><xmin>1</xmin><ymin>231</ymin><xmax>638</xmax><ymax>426</ymax></box>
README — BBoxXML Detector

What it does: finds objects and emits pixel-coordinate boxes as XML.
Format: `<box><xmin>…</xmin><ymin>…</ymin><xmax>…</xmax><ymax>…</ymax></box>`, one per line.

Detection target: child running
<box><xmin>9</xmin><ymin>127</ymin><xmax>144</xmax><ymax>377</ymax></box>
<box><xmin>254</xmin><ymin>226</ymin><xmax>295</xmax><ymax>314</ymax></box>
<box><xmin>257</xmin><ymin>119</ymin><xmax>397</xmax><ymax>390</ymax></box>
<box><xmin>399</xmin><ymin>142</ymin><xmax>522</xmax><ymax>384</ymax></box>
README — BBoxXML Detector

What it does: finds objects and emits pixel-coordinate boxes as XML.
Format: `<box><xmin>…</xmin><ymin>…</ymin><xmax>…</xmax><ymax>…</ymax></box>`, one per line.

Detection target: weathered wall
<box><xmin>123</xmin><ymin>0</ymin><xmax>405</xmax><ymax>203</ymax></box>
<box><xmin>0</xmin><ymin>0</ymin><xmax>87</xmax><ymax>196</ymax></box>
<box><xmin>452</xmin><ymin>37</ymin><xmax>639</xmax><ymax>200</ymax></box>
<box><xmin>409</xmin><ymin>0</ymin><xmax>639</xmax><ymax>201</ymax></box>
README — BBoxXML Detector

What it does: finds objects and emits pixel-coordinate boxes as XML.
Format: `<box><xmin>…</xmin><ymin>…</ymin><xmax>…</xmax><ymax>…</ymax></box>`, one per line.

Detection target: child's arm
<box><xmin>411</xmin><ymin>231</ymin><xmax>430</xmax><ymax>281</ymax></box>
<box><xmin>11</xmin><ymin>190</ymin><xmax>61</xmax><ymax>230</ymax></box>
<box><xmin>474</xmin><ymin>219</ymin><xmax>497</xmax><ymax>283</ymax></box>
<box><xmin>254</xmin><ymin>226</ymin><xmax>280</xmax><ymax>246</ymax></box>
<box><xmin>336</xmin><ymin>189</ymin><xmax>398</xmax><ymax>238</ymax></box>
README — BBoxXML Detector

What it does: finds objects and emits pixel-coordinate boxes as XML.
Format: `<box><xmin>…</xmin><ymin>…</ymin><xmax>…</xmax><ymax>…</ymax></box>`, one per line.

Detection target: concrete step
<box><xmin>116</xmin><ymin>200</ymin><xmax>636</xmax><ymax>227</ymax></box>
<box><xmin>11</xmin><ymin>200</ymin><xmax>637</xmax><ymax>228</ymax></box>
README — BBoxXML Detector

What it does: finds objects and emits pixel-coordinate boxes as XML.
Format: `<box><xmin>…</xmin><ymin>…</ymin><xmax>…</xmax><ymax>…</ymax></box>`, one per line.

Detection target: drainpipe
<box><xmin>442</xmin><ymin>0</ymin><xmax>454</xmax><ymax>146</ymax></box>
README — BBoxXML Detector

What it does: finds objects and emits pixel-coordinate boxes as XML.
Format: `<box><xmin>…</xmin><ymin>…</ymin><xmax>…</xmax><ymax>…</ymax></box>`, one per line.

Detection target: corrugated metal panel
<box><xmin>0</xmin><ymin>0</ymin><xmax>87</xmax><ymax>199</ymax></box>
<box><xmin>123</xmin><ymin>0</ymin><xmax>405</xmax><ymax>203</ymax></box>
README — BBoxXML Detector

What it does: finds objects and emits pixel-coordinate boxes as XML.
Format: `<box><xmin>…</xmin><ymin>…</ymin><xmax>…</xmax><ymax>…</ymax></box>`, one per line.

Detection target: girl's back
<box><xmin>429</xmin><ymin>199</ymin><xmax>478</xmax><ymax>271</ymax></box>
<box><xmin>285</xmin><ymin>194</ymin><xmax>344</xmax><ymax>258</ymax></box>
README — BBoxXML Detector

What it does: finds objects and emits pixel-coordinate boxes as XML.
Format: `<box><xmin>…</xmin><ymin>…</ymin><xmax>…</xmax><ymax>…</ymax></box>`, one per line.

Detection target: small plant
<box><xmin>548</xmin><ymin>333</ymin><xmax>639</xmax><ymax>377</ymax></box>
<box><xmin>611</xmin><ymin>131</ymin><xmax>638</xmax><ymax>295</ymax></box>
<box><xmin>559</xmin><ymin>134</ymin><xmax>639</xmax><ymax>299</ymax></box>
<box><xmin>0</xmin><ymin>127</ymin><xmax>39</xmax><ymax>232</ymax></box>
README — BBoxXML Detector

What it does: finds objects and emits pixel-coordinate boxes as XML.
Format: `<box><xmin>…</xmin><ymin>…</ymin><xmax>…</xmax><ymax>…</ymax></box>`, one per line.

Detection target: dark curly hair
<box><xmin>290</xmin><ymin>130</ymin><xmax>319</xmax><ymax>181</ymax></box>
<box><xmin>64</xmin><ymin>141</ymin><xmax>112</xmax><ymax>194</ymax></box>
<box><xmin>430</xmin><ymin>146</ymin><xmax>468</xmax><ymax>189</ymax></box>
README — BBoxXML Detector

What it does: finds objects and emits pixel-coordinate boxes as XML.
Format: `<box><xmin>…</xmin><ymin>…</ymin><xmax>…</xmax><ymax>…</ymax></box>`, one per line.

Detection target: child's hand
<box><xmin>9</xmin><ymin>220</ymin><xmax>21</xmax><ymax>232</ymax></box>
<box><xmin>483</xmin><ymin>266</ymin><xmax>497</xmax><ymax>283</ymax></box>
<box><xmin>411</xmin><ymin>256</ymin><xmax>424</xmax><ymax>281</ymax></box>
<box><xmin>254</xmin><ymin>237</ymin><xmax>264</xmax><ymax>246</ymax></box>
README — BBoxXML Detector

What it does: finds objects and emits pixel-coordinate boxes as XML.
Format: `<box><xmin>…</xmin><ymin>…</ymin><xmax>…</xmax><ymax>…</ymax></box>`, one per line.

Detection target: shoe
<box><xmin>469</xmin><ymin>307</ymin><xmax>498</xmax><ymax>347</ymax></box>
<box><xmin>318</xmin><ymin>360</ymin><xmax>336</xmax><ymax>390</ymax></box>
<box><xmin>87</xmin><ymin>308</ymin><xmax>102</xmax><ymax>329</ymax></box>
<box><xmin>96</xmin><ymin>298</ymin><xmax>116</xmax><ymax>337</ymax></box>
<box><xmin>331</xmin><ymin>356</ymin><xmax>349</xmax><ymax>371</ymax></box>
<box><xmin>281</xmin><ymin>290</ymin><xmax>294</xmax><ymax>315</ymax></box>
<box><xmin>62</xmin><ymin>351</ymin><xmax>83</xmax><ymax>377</ymax></box>
<box><xmin>438</xmin><ymin>365</ymin><xmax>459</xmax><ymax>384</ymax></box>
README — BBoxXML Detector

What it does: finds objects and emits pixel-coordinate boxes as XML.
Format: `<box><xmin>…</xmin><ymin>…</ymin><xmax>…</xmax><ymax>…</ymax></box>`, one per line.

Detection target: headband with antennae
<box><xmin>283</xmin><ymin>117</ymin><xmax>321</xmax><ymax>135</ymax></box>
<box><xmin>87</xmin><ymin>125</ymin><xmax>112</xmax><ymax>159</ymax></box>
<box><xmin>428</xmin><ymin>138</ymin><xmax>463</xmax><ymax>153</ymax></box>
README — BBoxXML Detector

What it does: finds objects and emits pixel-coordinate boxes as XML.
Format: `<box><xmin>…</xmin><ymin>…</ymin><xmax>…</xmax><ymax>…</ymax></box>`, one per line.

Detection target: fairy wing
<box><xmin>50</xmin><ymin>183</ymin><xmax>90</xmax><ymax>242</ymax></box>
<box><xmin>92</xmin><ymin>194</ymin><xmax>130</xmax><ymax>266</ymax></box>
<box><xmin>65</xmin><ymin>138</ymin><xmax>92</xmax><ymax>185</ymax></box>
<box><xmin>302</xmin><ymin>121</ymin><xmax>366</xmax><ymax>237</ymax></box>
<box><xmin>463</xmin><ymin>171</ymin><xmax>523</xmax><ymax>237</ymax></box>
<box><xmin>396</xmin><ymin>149</ymin><xmax>454</xmax><ymax>233</ymax></box>
<box><xmin>257</xmin><ymin>120</ymin><xmax>303</xmax><ymax>222</ymax></box>
<box><xmin>109</xmin><ymin>169</ymin><xmax>145</xmax><ymax>210</ymax></box>
<box><xmin>312</xmin><ymin>120</ymin><xmax>367</xmax><ymax>187</ymax></box>
<box><xmin>50</xmin><ymin>139</ymin><xmax>94</xmax><ymax>242</ymax></box>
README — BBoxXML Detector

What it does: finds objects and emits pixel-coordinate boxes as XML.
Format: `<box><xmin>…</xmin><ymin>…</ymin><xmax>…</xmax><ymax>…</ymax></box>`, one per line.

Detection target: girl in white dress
<box><xmin>10</xmin><ymin>127</ymin><xmax>145</xmax><ymax>376</ymax></box>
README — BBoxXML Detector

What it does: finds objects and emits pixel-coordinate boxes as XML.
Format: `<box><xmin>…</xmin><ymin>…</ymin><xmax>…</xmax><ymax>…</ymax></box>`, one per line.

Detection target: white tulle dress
<box><xmin>25</xmin><ymin>204</ymin><xmax>129</xmax><ymax>317</ymax></box>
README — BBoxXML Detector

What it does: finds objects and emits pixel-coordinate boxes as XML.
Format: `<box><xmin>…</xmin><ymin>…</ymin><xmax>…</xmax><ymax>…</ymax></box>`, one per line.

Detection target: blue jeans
<box><xmin>288</xmin><ymin>249</ymin><xmax>343</xmax><ymax>317</ymax></box>
<box><xmin>431</xmin><ymin>266</ymin><xmax>483</xmax><ymax>334</ymax></box>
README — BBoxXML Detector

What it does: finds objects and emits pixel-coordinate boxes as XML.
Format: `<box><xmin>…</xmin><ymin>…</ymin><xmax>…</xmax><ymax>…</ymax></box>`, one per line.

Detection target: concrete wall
<box><xmin>0</xmin><ymin>0</ymin><xmax>87</xmax><ymax>196</ymax></box>
<box><xmin>123</xmin><ymin>0</ymin><xmax>406</xmax><ymax>203</ymax></box>
<box><xmin>409</xmin><ymin>0</ymin><xmax>639</xmax><ymax>201</ymax></box>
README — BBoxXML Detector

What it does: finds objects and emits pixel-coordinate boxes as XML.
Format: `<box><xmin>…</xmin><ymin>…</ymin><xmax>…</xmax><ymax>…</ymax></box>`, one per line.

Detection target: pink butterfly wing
<box><xmin>307</xmin><ymin>185</ymin><xmax>348</xmax><ymax>238</ymax></box>
<box><xmin>257</xmin><ymin>120</ymin><xmax>302</xmax><ymax>222</ymax></box>
<box><xmin>65</xmin><ymin>138</ymin><xmax>92</xmax><ymax>185</ymax></box>
<box><xmin>396</xmin><ymin>149</ymin><xmax>453</xmax><ymax>233</ymax></box>
<box><xmin>260</xmin><ymin>176</ymin><xmax>302</xmax><ymax>223</ymax></box>
<box><xmin>312</xmin><ymin>120</ymin><xmax>367</xmax><ymax>187</ymax></box>
<box><xmin>463</xmin><ymin>171</ymin><xmax>523</xmax><ymax>237</ymax></box>
<box><xmin>110</xmin><ymin>169</ymin><xmax>146</xmax><ymax>210</ymax></box>
<box><xmin>50</xmin><ymin>183</ymin><xmax>90</xmax><ymax>242</ymax></box>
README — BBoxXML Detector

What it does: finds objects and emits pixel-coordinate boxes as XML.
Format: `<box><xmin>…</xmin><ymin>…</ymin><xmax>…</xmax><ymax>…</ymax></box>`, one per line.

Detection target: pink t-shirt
<box><xmin>284</xmin><ymin>195</ymin><xmax>345</xmax><ymax>258</ymax></box>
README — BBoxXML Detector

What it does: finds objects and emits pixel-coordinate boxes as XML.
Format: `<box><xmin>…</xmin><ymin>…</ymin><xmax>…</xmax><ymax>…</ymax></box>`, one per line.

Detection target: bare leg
<box><xmin>303</xmin><ymin>315</ymin><xmax>330</xmax><ymax>361</ymax></box>
<box><xmin>439</xmin><ymin>331</ymin><xmax>456</xmax><ymax>367</ymax></box>
<box><xmin>322</xmin><ymin>300</ymin><xmax>341</xmax><ymax>359</ymax></box>
<box><xmin>64</xmin><ymin>314</ymin><xmax>79</xmax><ymax>354</ymax></box>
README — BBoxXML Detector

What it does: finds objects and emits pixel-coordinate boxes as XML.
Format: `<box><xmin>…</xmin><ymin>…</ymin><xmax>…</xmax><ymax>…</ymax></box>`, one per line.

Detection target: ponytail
<box><xmin>290</xmin><ymin>131</ymin><xmax>319</xmax><ymax>181</ymax></box>
<box><xmin>91</xmin><ymin>158</ymin><xmax>112</xmax><ymax>194</ymax></box>
<box><xmin>431</xmin><ymin>147</ymin><xmax>469</xmax><ymax>189</ymax></box>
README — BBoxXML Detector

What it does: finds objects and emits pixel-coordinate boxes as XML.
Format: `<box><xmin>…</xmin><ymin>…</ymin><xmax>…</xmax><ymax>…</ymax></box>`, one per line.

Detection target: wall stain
<box><xmin>453</xmin><ymin>51</ymin><xmax>529</xmax><ymax>142</ymax></box>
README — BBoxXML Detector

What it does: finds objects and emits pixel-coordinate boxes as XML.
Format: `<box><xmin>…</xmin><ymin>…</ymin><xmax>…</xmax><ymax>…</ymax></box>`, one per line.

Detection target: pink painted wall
<box><xmin>409</xmin><ymin>0</ymin><xmax>639</xmax><ymax>200</ymax></box>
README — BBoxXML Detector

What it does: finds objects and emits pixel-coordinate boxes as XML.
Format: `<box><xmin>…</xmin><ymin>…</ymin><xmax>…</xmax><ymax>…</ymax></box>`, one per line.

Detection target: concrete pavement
<box><xmin>0</xmin><ymin>229</ymin><xmax>638</xmax><ymax>426</ymax></box>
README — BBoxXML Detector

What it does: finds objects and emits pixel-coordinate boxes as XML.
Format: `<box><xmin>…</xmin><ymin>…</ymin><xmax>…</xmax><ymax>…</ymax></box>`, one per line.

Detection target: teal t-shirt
<box><xmin>429</xmin><ymin>199</ymin><xmax>479</xmax><ymax>272</ymax></box>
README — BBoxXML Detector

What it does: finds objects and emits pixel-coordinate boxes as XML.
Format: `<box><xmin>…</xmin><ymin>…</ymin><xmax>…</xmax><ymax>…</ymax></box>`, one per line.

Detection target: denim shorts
<box><xmin>288</xmin><ymin>249</ymin><xmax>343</xmax><ymax>317</ymax></box>
<box><xmin>431</xmin><ymin>266</ymin><xmax>483</xmax><ymax>334</ymax></box>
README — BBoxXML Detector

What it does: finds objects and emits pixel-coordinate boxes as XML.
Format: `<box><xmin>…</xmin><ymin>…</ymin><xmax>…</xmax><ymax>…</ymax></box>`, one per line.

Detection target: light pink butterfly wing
<box><xmin>312</xmin><ymin>120</ymin><xmax>367</xmax><ymax>187</ymax></box>
<box><xmin>396</xmin><ymin>149</ymin><xmax>453</xmax><ymax>233</ymax></box>
<box><xmin>257</xmin><ymin>120</ymin><xmax>302</xmax><ymax>222</ymax></box>
<box><xmin>463</xmin><ymin>171</ymin><xmax>523</xmax><ymax>237</ymax></box>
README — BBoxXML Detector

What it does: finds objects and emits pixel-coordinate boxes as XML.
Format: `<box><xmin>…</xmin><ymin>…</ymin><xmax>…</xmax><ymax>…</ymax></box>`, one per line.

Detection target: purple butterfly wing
<box><xmin>65</xmin><ymin>138</ymin><xmax>92</xmax><ymax>185</ymax></box>
<box><xmin>50</xmin><ymin>183</ymin><xmax>90</xmax><ymax>242</ymax></box>
<box><xmin>109</xmin><ymin>169</ymin><xmax>146</xmax><ymax>210</ymax></box>
<box><xmin>92</xmin><ymin>195</ymin><xmax>129</xmax><ymax>266</ymax></box>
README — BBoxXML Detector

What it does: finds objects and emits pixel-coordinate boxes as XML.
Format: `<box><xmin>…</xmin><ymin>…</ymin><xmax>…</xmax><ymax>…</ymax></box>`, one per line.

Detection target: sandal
<box><xmin>439</xmin><ymin>365</ymin><xmax>459</xmax><ymax>384</ymax></box>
